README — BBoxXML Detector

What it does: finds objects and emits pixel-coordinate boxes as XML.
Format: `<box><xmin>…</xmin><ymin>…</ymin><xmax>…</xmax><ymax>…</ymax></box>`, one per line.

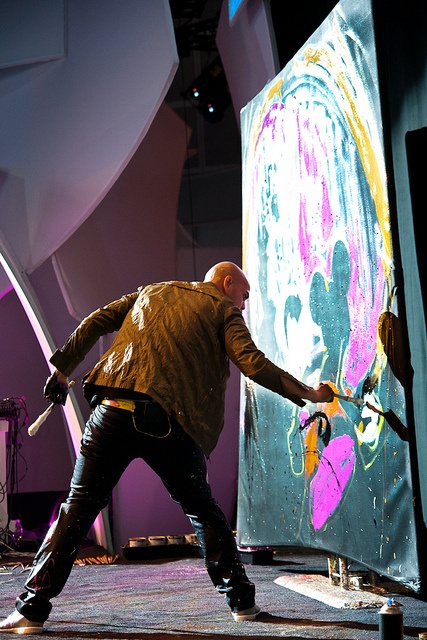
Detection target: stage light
<box><xmin>183</xmin><ymin>55</ymin><xmax>231</xmax><ymax>123</ymax></box>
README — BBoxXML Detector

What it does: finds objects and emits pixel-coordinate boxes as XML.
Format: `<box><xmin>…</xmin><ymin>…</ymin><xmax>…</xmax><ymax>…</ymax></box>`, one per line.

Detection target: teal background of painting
<box><xmin>238</xmin><ymin>0</ymin><xmax>421</xmax><ymax>590</ymax></box>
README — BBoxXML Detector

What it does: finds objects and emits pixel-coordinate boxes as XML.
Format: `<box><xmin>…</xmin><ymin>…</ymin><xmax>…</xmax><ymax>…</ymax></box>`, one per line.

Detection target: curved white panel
<box><xmin>0</xmin><ymin>0</ymin><xmax>178</xmax><ymax>273</ymax></box>
<box><xmin>0</xmin><ymin>230</ymin><xmax>112</xmax><ymax>550</ymax></box>
<box><xmin>51</xmin><ymin>102</ymin><xmax>188</xmax><ymax>320</ymax></box>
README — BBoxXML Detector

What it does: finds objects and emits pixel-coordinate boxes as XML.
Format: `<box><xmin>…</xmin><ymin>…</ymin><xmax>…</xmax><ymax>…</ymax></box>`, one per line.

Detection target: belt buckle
<box><xmin>101</xmin><ymin>398</ymin><xmax>136</xmax><ymax>412</ymax></box>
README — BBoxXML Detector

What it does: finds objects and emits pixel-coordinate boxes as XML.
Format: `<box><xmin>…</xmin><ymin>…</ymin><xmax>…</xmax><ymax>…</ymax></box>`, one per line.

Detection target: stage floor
<box><xmin>1</xmin><ymin>545</ymin><xmax>427</xmax><ymax>639</ymax></box>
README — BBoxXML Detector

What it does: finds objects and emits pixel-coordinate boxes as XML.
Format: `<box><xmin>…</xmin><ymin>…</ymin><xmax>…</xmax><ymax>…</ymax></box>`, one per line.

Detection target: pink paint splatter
<box><xmin>310</xmin><ymin>434</ymin><xmax>355</xmax><ymax>530</ymax></box>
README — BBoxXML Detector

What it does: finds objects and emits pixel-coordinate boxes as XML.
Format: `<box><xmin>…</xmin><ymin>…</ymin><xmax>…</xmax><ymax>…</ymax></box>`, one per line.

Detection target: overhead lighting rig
<box><xmin>182</xmin><ymin>55</ymin><xmax>231</xmax><ymax>123</ymax></box>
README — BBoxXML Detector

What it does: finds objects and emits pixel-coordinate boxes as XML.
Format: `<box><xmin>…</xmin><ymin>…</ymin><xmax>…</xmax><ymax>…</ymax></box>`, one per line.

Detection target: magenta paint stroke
<box><xmin>310</xmin><ymin>434</ymin><xmax>356</xmax><ymax>531</ymax></box>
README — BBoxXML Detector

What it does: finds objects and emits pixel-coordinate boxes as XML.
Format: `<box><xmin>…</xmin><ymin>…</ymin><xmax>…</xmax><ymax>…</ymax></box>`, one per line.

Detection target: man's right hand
<box><xmin>313</xmin><ymin>383</ymin><xmax>334</xmax><ymax>403</ymax></box>
<box><xmin>43</xmin><ymin>370</ymin><xmax>70</xmax><ymax>405</ymax></box>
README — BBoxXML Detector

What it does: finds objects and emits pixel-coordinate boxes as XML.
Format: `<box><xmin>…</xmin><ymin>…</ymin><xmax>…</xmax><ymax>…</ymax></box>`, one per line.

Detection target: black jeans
<box><xmin>16</xmin><ymin>403</ymin><xmax>255</xmax><ymax>622</ymax></box>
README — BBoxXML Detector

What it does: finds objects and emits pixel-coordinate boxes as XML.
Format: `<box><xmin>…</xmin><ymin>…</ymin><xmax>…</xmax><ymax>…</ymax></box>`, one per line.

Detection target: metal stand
<box><xmin>0</xmin><ymin>417</ymin><xmax>9</xmax><ymax>529</ymax></box>
<box><xmin>328</xmin><ymin>554</ymin><xmax>380</xmax><ymax>591</ymax></box>
<box><xmin>328</xmin><ymin>554</ymin><xmax>349</xmax><ymax>589</ymax></box>
<box><xmin>0</xmin><ymin>397</ymin><xmax>27</xmax><ymax>544</ymax></box>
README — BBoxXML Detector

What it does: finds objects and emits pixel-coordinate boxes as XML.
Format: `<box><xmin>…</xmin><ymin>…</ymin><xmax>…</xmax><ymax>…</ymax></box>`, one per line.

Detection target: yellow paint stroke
<box><xmin>302</xmin><ymin>40</ymin><xmax>392</xmax><ymax>270</ymax></box>
<box><xmin>287</xmin><ymin>410</ymin><xmax>305</xmax><ymax>477</ymax></box>
<box><xmin>305</xmin><ymin>422</ymin><xmax>319</xmax><ymax>476</ymax></box>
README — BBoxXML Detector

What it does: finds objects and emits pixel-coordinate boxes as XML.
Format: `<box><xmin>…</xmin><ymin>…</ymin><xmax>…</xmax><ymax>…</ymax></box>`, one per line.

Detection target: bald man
<box><xmin>1</xmin><ymin>262</ymin><xmax>333</xmax><ymax>633</ymax></box>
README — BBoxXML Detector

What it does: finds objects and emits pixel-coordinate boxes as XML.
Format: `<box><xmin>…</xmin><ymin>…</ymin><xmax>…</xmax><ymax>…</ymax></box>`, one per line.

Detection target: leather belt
<box><xmin>101</xmin><ymin>398</ymin><xmax>150</xmax><ymax>412</ymax></box>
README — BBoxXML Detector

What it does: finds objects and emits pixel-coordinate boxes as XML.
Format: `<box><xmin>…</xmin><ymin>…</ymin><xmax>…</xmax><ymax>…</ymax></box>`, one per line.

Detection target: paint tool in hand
<box><xmin>333</xmin><ymin>375</ymin><xmax>378</xmax><ymax>408</ymax></box>
<box><xmin>28</xmin><ymin>381</ymin><xmax>75</xmax><ymax>437</ymax></box>
<box><xmin>333</xmin><ymin>393</ymin><xmax>364</xmax><ymax>407</ymax></box>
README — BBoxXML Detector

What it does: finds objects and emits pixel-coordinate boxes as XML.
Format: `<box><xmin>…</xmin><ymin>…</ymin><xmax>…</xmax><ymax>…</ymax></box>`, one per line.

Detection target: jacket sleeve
<box><xmin>50</xmin><ymin>291</ymin><xmax>139</xmax><ymax>377</ymax></box>
<box><xmin>222</xmin><ymin>304</ymin><xmax>310</xmax><ymax>407</ymax></box>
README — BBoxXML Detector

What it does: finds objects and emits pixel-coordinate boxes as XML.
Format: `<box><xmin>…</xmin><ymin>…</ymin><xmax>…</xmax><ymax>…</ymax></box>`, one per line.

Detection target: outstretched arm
<box><xmin>223</xmin><ymin>306</ymin><xmax>334</xmax><ymax>407</ymax></box>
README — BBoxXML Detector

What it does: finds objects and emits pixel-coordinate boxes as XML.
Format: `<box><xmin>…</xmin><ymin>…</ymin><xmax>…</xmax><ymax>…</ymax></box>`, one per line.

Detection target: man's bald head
<box><xmin>204</xmin><ymin>262</ymin><xmax>250</xmax><ymax>311</ymax></box>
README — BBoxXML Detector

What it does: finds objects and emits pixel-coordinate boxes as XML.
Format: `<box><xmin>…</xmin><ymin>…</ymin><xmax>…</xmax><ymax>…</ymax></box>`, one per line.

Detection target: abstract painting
<box><xmin>238</xmin><ymin>0</ymin><xmax>420</xmax><ymax>589</ymax></box>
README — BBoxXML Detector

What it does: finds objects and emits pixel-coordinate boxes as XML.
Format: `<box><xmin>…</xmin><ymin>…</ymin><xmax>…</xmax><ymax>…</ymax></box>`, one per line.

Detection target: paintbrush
<box><xmin>333</xmin><ymin>374</ymin><xmax>379</xmax><ymax>408</ymax></box>
<box><xmin>333</xmin><ymin>393</ymin><xmax>364</xmax><ymax>407</ymax></box>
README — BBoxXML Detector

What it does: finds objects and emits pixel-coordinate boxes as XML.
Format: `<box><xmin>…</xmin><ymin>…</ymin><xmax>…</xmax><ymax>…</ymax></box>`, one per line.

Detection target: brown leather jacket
<box><xmin>51</xmin><ymin>280</ymin><xmax>309</xmax><ymax>455</ymax></box>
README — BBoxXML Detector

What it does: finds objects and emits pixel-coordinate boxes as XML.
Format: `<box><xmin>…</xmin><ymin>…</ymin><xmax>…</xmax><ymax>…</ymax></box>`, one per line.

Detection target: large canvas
<box><xmin>239</xmin><ymin>0</ymin><xmax>420</xmax><ymax>589</ymax></box>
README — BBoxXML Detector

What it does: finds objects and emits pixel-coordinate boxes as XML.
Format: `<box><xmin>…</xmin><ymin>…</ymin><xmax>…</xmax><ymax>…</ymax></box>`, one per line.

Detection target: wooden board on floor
<box><xmin>274</xmin><ymin>574</ymin><xmax>388</xmax><ymax>609</ymax></box>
